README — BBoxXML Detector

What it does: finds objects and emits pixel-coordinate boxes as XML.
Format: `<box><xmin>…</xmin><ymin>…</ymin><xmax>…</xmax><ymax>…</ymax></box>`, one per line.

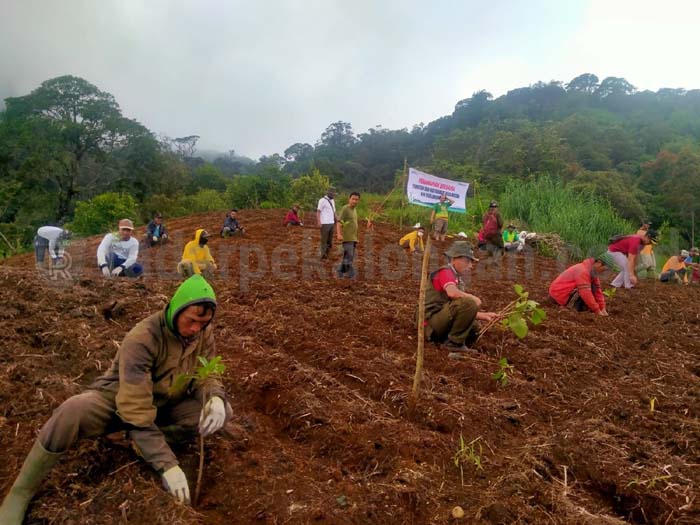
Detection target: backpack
<box><xmin>483</xmin><ymin>213</ymin><xmax>499</xmax><ymax>238</ymax></box>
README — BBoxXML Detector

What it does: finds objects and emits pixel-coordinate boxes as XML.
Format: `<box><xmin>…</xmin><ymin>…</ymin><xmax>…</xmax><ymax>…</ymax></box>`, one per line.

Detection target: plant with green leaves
<box><xmin>173</xmin><ymin>355</ymin><xmax>226</xmax><ymax>507</ymax></box>
<box><xmin>477</xmin><ymin>284</ymin><xmax>546</xmax><ymax>342</ymax></box>
<box><xmin>453</xmin><ymin>435</ymin><xmax>483</xmax><ymax>486</ymax></box>
<box><xmin>602</xmin><ymin>287</ymin><xmax>617</xmax><ymax>301</ymax></box>
<box><xmin>491</xmin><ymin>358</ymin><xmax>514</xmax><ymax>387</ymax></box>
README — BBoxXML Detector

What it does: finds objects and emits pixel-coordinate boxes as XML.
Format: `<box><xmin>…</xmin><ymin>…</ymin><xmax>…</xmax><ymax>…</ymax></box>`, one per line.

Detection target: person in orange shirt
<box><xmin>548</xmin><ymin>253</ymin><xmax>619</xmax><ymax>315</ymax></box>
<box><xmin>659</xmin><ymin>250</ymin><xmax>689</xmax><ymax>284</ymax></box>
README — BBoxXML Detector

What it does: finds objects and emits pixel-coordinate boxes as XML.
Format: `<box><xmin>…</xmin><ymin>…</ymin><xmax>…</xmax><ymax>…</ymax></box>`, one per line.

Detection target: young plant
<box><xmin>173</xmin><ymin>356</ymin><xmax>226</xmax><ymax>507</ymax></box>
<box><xmin>477</xmin><ymin>284</ymin><xmax>546</xmax><ymax>341</ymax></box>
<box><xmin>602</xmin><ymin>287</ymin><xmax>617</xmax><ymax>301</ymax></box>
<box><xmin>453</xmin><ymin>435</ymin><xmax>483</xmax><ymax>486</ymax></box>
<box><xmin>491</xmin><ymin>357</ymin><xmax>514</xmax><ymax>387</ymax></box>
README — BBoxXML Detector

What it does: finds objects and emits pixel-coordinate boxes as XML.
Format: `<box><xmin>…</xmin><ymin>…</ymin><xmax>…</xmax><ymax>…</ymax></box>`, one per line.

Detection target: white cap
<box><xmin>457</xmin><ymin>232</ymin><xmax>468</xmax><ymax>238</ymax></box>
<box><xmin>413</xmin><ymin>222</ymin><xmax>422</xmax><ymax>229</ymax></box>
<box><xmin>681</xmin><ymin>249</ymin><xmax>690</xmax><ymax>257</ymax></box>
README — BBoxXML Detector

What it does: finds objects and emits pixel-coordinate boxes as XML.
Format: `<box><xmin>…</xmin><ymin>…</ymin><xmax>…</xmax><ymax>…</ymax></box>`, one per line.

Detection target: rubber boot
<box><xmin>0</xmin><ymin>440</ymin><xmax>62</xmax><ymax>524</ymax></box>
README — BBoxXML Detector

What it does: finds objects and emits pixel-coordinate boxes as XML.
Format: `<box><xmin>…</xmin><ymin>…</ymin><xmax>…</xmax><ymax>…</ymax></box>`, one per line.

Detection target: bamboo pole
<box><xmin>409</xmin><ymin>235</ymin><xmax>432</xmax><ymax>410</ymax></box>
<box><xmin>400</xmin><ymin>158</ymin><xmax>408</xmax><ymax>230</ymax></box>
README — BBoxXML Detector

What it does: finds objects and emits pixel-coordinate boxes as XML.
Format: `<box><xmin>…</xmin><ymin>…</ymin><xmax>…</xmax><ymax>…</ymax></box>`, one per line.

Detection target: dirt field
<box><xmin>1</xmin><ymin>209</ymin><xmax>699</xmax><ymax>524</ymax></box>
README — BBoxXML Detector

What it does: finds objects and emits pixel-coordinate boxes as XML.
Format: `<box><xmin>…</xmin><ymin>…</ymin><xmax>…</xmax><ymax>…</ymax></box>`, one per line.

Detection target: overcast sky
<box><xmin>2</xmin><ymin>0</ymin><xmax>699</xmax><ymax>159</ymax></box>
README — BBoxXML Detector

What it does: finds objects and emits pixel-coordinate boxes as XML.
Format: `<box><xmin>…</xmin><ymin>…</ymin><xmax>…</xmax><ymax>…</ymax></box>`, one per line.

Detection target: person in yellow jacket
<box><xmin>177</xmin><ymin>229</ymin><xmax>216</xmax><ymax>278</ymax></box>
<box><xmin>399</xmin><ymin>223</ymin><xmax>425</xmax><ymax>254</ymax></box>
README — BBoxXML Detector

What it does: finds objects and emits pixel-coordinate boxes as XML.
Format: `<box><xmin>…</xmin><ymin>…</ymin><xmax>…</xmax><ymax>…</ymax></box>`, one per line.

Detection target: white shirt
<box><xmin>317</xmin><ymin>196</ymin><xmax>336</xmax><ymax>225</ymax></box>
<box><xmin>37</xmin><ymin>226</ymin><xmax>66</xmax><ymax>257</ymax></box>
<box><xmin>96</xmin><ymin>233</ymin><xmax>139</xmax><ymax>269</ymax></box>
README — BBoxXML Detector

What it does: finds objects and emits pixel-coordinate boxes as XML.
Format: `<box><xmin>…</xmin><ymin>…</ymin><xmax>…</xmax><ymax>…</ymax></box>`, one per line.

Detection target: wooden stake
<box><xmin>410</xmin><ymin>236</ymin><xmax>432</xmax><ymax>411</ymax></box>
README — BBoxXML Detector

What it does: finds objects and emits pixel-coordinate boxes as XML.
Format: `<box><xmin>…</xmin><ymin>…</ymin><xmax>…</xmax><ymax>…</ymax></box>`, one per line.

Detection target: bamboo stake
<box><xmin>410</xmin><ymin>235</ymin><xmax>432</xmax><ymax>410</ymax></box>
<box><xmin>194</xmin><ymin>434</ymin><xmax>204</xmax><ymax>506</ymax></box>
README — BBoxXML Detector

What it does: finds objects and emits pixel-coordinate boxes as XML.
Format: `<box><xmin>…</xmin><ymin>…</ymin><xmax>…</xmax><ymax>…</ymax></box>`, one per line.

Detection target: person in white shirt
<box><xmin>96</xmin><ymin>219</ymin><xmax>143</xmax><ymax>278</ymax></box>
<box><xmin>316</xmin><ymin>187</ymin><xmax>338</xmax><ymax>260</ymax></box>
<box><xmin>34</xmin><ymin>226</ymin><xmax>71</xmax><ymax>268</ymax></box>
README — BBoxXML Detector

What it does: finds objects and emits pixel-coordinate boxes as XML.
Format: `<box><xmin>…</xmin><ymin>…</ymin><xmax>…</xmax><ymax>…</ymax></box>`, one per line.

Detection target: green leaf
<box><xmin>525</xmin><ymin>300</ymin><xmax>538</xmax><ymax>311</ymax></box>
<box><xmin>530</xmin><ymin>308</ymin><xmax>547</xmax><ymax>325</ymax></box>
<box><xmin>514</xmin><ymin>284</ymin><xmax>524</xmax><ymax>296</ymax></box>
<box><xmin>508</xmin><ymin>314</ymin><xmax>528</xmax><ymax>338</ymax></box>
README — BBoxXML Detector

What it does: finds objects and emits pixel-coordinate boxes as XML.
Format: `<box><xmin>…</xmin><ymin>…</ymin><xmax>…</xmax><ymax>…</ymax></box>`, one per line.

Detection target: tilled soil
<box><xmin>1</xmin><ymin>209</ymin><xmax>699</xmax><ymax>524</ymax></box>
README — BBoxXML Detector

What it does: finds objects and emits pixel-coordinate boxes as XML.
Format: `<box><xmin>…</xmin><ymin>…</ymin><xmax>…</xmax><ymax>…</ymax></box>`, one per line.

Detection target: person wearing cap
<box><xmin>422</xmin><ymin>241</ymin><xmax>499</xmax><ymax>353</ymax></box>
<box><xmin>659</xmin><ymin>250</ymin><xmax>690</xmax><ymax>284</ymax></box>
<box><xmin>144</xmin><ymin>213</ymin><xmax>169</xmax><ymax>247</ymax></box>
<box><xmin>606</xmin><ymin>229</ymin><xmax>658</xmax><ymax>289</ymax></box>
<box><xmin>548</xmin><ymin>254</ymin><xmax>619</xmax><ymax>315</ymax></box>
<box><xmin>502</xmin><ymin>224</ymin><xmax>520</xmax><ymax>252</ymax></box>
<box><xmin>178</xmin><ymin>229</ymin><xmax>217</xmax><ymax>279</ymax></box>
<box><xmin>481</xmin><ymin>201</ymin><xmax>504</xmax><ymax>262</ymax></box>
<box><xmin>34</xmin><ymin>226</ymin><xmax>71</xmax><ymax>269</ymax></box>
<box><xmin>283</xmin><ymin>204</ymin><xmax>304</xmax><ymax>227</ymax></box>
<box><xmin>221</xmin><ymin>209</ymin><xmax>246</xmax><ymax>238</ymax></box>
<box><xmin>336</xmin><ymin>192</ymin><xmax>360</xmax><ymax>279</ymax></box>
<box><xmin>317</xmin><ymin>187</ymin><xmax>337</xmax><ymax>259</ymax></box>
<box><xmin>96</xmin><ymin>219</ymin><xmax>143</xmax><ymax>278</ymax></box>
<box><xmin>635</xmin><ymin>220</ymin><xmax>656</xmax><ymax>278</ymax></box>
<box><xmin>399</xmin><ymin>223</ymin><xmax>425</xmax><ymax>254</ymax></box>
<box><xmin>0</xmin><ymin>275</ymin><xmax>232</xmax><ymax>521</ymax></box>
<box><xmin>430</xmin><ymin>193</ymin><xmax>455</xmax><ymax>242</ymax></box>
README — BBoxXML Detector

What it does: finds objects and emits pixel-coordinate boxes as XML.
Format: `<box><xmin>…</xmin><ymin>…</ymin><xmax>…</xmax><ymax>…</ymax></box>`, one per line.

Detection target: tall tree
<box><xmin>566</xmin><ymin>73</ymin><xmax>599</xmax><ymax>93</ymax></box>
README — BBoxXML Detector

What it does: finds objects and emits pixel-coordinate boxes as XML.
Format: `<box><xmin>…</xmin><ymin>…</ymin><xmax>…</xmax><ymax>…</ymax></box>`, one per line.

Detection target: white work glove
<box><xmin>101</xmin><ymin>265</ymin><xmax>111</xmax><ymax>277</ymax></box>
<box><xmin>152</xmin><ymin>236</ymin><xmax>158</xmax><ymax>242</ymax></box>
<box><xmin>161</xmin><ymin>465</ymin><xmax>190</xmax><ymax>504</ymax></box>
<box><xmin>111</xmin><ymin>266</ymin><xmax>123</xmax><ymax>277</ymax></box>
<box><xmin>199</xmin><ymin>396</ymin><xmax>226</xmax><ymax>437</ymax></box>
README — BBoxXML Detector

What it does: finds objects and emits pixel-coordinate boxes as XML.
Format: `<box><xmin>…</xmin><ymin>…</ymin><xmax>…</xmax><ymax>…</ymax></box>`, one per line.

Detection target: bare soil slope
<box><xmin>1</xmin><ymin>210</ymin><xmax>699</xmax><ymax>524</ymax></box>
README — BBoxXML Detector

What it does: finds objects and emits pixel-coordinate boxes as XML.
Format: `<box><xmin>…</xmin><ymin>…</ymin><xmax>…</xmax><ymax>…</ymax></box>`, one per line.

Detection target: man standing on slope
<box><xmin>0</xmin><ymin>275</ymin><xmax>232</xmax><ymax>523</ymax></box>
<box><xmin>96</xmin><ymin>219</ymin><xmax>143</xmax><ymax>278</ymax></box>
<box><xmin>430</xmin><ymin>193</ymin><xmax>454</xmax><ymax>242</ymax></box>
<box><xmin>317</xmin><ymin>187</ymin><xmax>337</xmax><ymax>260</ymax></box>
<box><xmin>548</xmin><ymin>253</ymin><xmax>619</xmax><ymax>315</ymax></box>
<box><xmin>336</xmin><ymin>192</ymin><xmax>360</xmax><ymax>279</ymax></box>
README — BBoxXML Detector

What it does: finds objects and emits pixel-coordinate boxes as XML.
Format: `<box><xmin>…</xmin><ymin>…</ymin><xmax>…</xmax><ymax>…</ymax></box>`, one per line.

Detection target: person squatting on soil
<box><xmin>659</xmin><ymin>250</ymin><xmax>690</xmax><ymax>284</ymax></box>
<box><xmin>97</xmin><ymin>219</ymin><xmax>144</xmax><ymax>278</ymax></box>
<box><xmin>502</xmin><ymin>224</ymin><xmax>522</xmax><ymax>252</ymax></box>
<box><xmin>144</xmin><ymin>213</ymin><xmax>169</xmax><ymax>247</ymax></box>
<box><xmin>220</xmin><ymin>209</ymin><xmax>245</xmax><ymax>238</ymax></box>
<box><xmin>317</xmin><ymin>187</ymin><xmax>337</xmax><ymax>260</ymax></box>
<box><xmin>430</xmin><ymin>193</ymin><xmax>454</xmax><ymax>241</ymax></box>
<box><xmin>178</xmin><ymin>229</ymin><xmax>216</xmax><ymax>279</ymax></box>
<box><xmin>336</xmin><ymin>192</ymin><xmax>360</xmax><ymax>279</ymax></box>
<box><xmin>548</xmin><ymin>253</ymin><xmax>619</xmax><ymax>315</ymax></box>
<box><xmin>605</xmin><ymin>229</ymin><xmax>658</xmax><ymax>289</ymax></box>
<box><xmin>481</xmin><ymin>201</ymin><xmax>504</xmax><ymax>264</ymax></box>
<box><xmin>283</xmin><ymin>205</ymin><xmax>303</xmax><ymax>227</ymax></box>
<box><xmin>0</xmin><ymin>275</ymin><xmax>232</xmax><ymax>523</ymax></box>
<box><xmin>399</xmin><ymin>223</ymin><xmax>425</xmax><ymax>254</ymax></box>
<box><xmin>422</xmin><ymin>241</ymin><xmax>499</xmax><ymax>353</ymax></box>
<box><xmin>635</xmin><ymin>219</ymin><xmax>656</xmax><ymax>279</ymax></box>
<box><xmin>34</xmin><ymin>226</ymin><xmax>71</xmax><ymax>269</ymax></box>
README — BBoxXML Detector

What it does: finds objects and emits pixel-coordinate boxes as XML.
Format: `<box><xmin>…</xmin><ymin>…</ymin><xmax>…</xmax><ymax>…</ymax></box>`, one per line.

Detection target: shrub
<box><xmin>68</xmin><ymin>192</ymin><xmax>138</xmax><ymax>236</ymax></box>
<box><xmin>290</xmin><ymin>168</ymin><xmax>330</xmax><ymax>211</ymax></box>
<box><xmin>180</xmin><ymin>189</ymin><xmax>228</xmax><ymax>213</ymax></box>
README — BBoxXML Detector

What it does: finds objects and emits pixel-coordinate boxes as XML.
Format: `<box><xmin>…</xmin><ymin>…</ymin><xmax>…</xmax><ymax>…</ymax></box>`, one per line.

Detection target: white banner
<box><xmin>406</xmin><ymin>167</ymin><xmax>469</xmax><ymax>213</ymax></box>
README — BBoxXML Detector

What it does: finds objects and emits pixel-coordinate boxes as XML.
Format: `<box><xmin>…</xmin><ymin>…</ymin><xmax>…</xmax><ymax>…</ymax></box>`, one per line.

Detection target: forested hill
<box><xmin>1</xmin><ymin>73</ymin><xmax>700</xmax><ymax>250</ymax></box>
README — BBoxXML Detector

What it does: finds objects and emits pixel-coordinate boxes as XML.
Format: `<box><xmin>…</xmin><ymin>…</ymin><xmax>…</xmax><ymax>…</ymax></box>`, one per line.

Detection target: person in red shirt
<box><xmin>606</xmin><ymin>229</ymin><xmax>657</xmax><ymax>288</ymax></box>
<box><xmin>549</xmin><ymin>253</ymin><xmax>619</xmax><ymax>315</ymax></box>
<box><xmin>283</xmin><ymin>205</ymin><xmax>303</xmax><ymax>227</ymax></box>
<box><xmin>423</xmin><ymin>242</ymin><xmax>499</xmax><ymax>353</ymax></box>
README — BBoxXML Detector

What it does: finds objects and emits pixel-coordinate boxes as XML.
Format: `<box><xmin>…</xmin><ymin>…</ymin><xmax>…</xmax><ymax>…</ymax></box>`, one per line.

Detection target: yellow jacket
<box><xmin>399</xmin><ymin>231</ymin><xmax>424</xmax><ymax>253</ymax></box>
<box><xmin>180</xmin><ymin>229</ymin><xmax>215</xmax><ymax>274</ymax></box>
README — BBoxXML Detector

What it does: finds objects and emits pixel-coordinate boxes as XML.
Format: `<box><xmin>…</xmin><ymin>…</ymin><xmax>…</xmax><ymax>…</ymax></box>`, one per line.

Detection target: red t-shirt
<box><xmin>548</xmin><ymin>258</ymin><xmax>605</xmax><ymax>313</ymax></box>
<box><xmin>608</xmin><ymin>235</ymin><xmax>643</xmax><ymax>256</ymax></box>
<box><xmin>432</xmin><ymin>267</ymin><xmax>458</xmax><ymax>292</ymax></box>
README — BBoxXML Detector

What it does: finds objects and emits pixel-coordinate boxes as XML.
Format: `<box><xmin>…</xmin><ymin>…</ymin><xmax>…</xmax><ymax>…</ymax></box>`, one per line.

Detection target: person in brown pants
<box><xmin>0</xmin><ymin>275</ymin><xmax>232</xmax><ymax>524</ymax></box>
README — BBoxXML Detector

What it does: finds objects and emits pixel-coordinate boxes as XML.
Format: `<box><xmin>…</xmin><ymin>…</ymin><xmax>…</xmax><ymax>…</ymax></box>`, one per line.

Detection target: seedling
<box><xmin>173</xmin><ymin>356</ymin><xmax>226</xmax><ymax>506</ymax></box>
<box><xmin>491</xmin><ymin>358</ymin><xmax>514</xmax><ymax>387</ymax></box>
<box><xmin>602</xmin><ymin>287</ymin><xmax>617</xmax><ymax>301</ymax></box>
<box><xmin>453</xmin><ymin>435</ymin><xmax>483</xmax><ymax>486</ymax></box>
<box><xmin>477</xmin><ymin>284</ymin><xmax>546</xmax><ymax>341</ymax></box>
<box><xmin>649</xmin><ymin>397</ymin><xmax>657</xmax><ymax>413</ymax></box>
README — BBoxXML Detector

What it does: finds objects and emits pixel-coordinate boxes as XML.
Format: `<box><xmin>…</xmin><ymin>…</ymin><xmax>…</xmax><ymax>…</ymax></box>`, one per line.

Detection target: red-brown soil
<box><xmin>1</xmin><ymin>209</ymin><xmax>699</xmax><ymax>524</ymax></box>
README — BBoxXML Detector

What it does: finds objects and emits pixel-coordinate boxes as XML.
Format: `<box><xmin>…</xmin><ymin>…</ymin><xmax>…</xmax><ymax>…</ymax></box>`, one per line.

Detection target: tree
<box><xmin>566</xmin><ymin>73</ymin><xmax>599</xmax><ymax>94</ymax></box>
<box><xmin>284</xmin><ymin>142</ymin><xmax>314</xmax><ymax>162</ymax></box>
<box><xmin>596</xmin><ymin>77</ymin><xmax>636</xmax><ymax>98</ymax></box>
<box><xmin>170</xmin><ymin>135</ymin><xmax>200</xmax><ymax>159</ymax></box>
<box><xmin>319</xmin><ymin>121</ymin><xmax>356</xmax><ymax>148</ymax></box>
<box><xmin>3</xmin><ymin>75</ymin><xmax>155</xmax><ymax>220</ymax></box>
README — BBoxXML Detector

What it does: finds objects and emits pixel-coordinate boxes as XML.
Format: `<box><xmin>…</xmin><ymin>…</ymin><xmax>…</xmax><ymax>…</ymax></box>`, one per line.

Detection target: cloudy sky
<box><xmin>2</xmin><ymin>0</ymin><xmax>699</xmax><ymax>159</ymax></box>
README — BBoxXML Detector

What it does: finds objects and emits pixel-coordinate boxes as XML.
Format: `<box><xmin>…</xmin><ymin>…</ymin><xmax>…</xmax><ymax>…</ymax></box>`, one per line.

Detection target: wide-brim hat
<box><xmin>596</xmin><ymin>252</ymin><xmax>621</xmax><ymax>272</ymax></box>
<box><xmin>444</xmin><ymin>241</ymin><xmax>479</xmax><ymax>261</ymax></box>
<box><xmin>118</xmin><ymin>219</ymin><xmax>134</xmax><ymax>230</ymax></box>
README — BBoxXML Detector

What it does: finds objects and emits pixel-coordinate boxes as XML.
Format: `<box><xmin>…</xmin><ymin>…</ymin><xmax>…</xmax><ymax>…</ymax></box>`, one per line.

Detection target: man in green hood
<box><xmin>0</xmin><ymin>275</ymin><xmax>230</xmax><ymax>523</ymax></box>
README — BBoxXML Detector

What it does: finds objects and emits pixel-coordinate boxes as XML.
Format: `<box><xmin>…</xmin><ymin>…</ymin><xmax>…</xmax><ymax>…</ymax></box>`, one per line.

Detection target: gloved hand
<box><xmin>152</xmin><ymin>236</ymin><xmax>158</xmax><ymax>242</ymax></box>
<box><xmin>101</xmin><ymin>265</ymin><xmax>111</xmax><ymax>277</ymax></box>
<box><xmin>161</xmin><ymin>465</ymin><xmax>190</xmax><ymax>504</ymax></box>
<box><xmin>199</xmin><ymin>396</ymin><xmax>226</xmax><ymax>437</ymax></box>
<box><xmin>111</xmin><ymin>266</ymin><xmax>123</xmax><ymax>277</ymax></box>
